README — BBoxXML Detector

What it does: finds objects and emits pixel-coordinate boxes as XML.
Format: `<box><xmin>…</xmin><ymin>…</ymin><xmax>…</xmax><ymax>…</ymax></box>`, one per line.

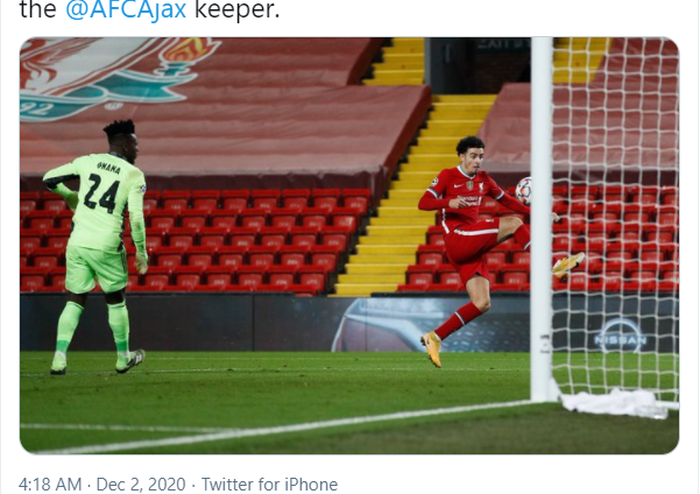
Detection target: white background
<box><xmin>2</xmin><ymin>1</ymin><xmax>698</xmax><ymax>493</ymax></box>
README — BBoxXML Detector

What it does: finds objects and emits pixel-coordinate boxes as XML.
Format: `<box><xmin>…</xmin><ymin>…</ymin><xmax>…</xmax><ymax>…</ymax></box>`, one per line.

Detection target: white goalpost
<box><xmin>530</xmin><ymin>37</ymin><xmax>680</xmax><ymax>410</ymax></box>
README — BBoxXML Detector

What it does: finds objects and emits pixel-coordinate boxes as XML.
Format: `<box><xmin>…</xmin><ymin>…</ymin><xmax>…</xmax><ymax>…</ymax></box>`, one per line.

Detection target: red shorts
<box><xmin>444</xmin><ymin>218</ymin><xmax>500</xmax><ymax>284</ymax></box>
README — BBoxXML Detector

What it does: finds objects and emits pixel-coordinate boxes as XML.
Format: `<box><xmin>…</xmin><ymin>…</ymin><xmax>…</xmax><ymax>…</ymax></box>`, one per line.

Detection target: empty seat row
<box><xmin>21</xmin><ymin>188</ymin><xmax>372</xmax><ymax>216</ymax></box>
<box><xmin>21</xmin><ymin>262</ymin><xmax>331</xmax><ymax>295</ymax></box>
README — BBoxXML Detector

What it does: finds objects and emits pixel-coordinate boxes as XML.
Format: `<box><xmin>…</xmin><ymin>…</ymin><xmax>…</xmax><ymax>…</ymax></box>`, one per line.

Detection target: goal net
<box><xmin>547</xmin><ymin>38</ymin><xmax>679</xmax><ymax>407</ymax></box>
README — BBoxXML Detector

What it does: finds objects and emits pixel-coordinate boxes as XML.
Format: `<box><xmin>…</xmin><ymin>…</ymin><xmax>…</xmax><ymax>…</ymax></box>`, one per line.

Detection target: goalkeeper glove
<box><xmin>135</xmin><ymin>251</ymin><xmax>149</xmax><ymax>275</ymax></box>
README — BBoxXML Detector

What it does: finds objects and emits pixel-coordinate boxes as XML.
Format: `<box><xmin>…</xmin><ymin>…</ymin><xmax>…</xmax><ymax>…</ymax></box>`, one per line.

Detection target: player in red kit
<box><xmin>418</xmin><ymin>136</ymin><xmax>584</xmax><ymax>368</ymax></box>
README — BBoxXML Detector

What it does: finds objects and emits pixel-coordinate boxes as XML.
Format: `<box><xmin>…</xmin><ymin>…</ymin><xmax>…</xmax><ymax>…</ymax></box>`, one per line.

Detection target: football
<box><xmin>515</xmin><ymin>176</ymin><xmax>532</xmax><ymax>205</ymax></box>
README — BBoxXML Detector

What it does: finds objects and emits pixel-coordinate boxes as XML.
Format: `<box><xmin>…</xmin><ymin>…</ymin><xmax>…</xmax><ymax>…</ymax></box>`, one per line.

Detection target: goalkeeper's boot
<box><xmin>552</xmin><ymin>252</ymin><xmax>586</xmax><ymax>280</ymax></box>
<box><xmin>50</xmin><ymin>352</ymin><xmax>67</xmax><ymax>376</ymax></box>
<box><xmin>116</xmin><ymin>349</ymin><xmax>146</xmax><ymax>374</ymax></box>
<box><xmin>420</xmin><ymin>331</ymin><xmax>442</xmax><ymax>368</ymax></box>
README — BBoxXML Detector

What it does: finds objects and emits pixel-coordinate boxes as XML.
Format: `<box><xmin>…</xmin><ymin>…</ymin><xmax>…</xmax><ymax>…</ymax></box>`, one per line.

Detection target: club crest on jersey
<box><xmin>20</xmin><ymin>37</ymin><xmax>221</xmax><ymax>122</ymax></box>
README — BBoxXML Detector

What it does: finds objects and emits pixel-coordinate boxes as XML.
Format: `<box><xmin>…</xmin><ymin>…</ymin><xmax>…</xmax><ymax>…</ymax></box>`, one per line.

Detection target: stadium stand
<box><xmin>21</xmin><ymin>38</ymin><xmax>430</xmax><ymax>199</ymax></box>
<box><xmin>20</xmin><ymin>37</ymin><xmax>432</xmax><ymax>294</ymax></box>
<box><xmin>20</xmin><ymin>37</ymin><xmax>678</xmax><ymax>296</ymax></box>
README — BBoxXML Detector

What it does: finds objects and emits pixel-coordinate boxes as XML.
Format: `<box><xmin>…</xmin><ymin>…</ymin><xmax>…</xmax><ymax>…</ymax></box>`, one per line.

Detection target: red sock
<box><xmin>434</xmin><ymin>302</ymin><xmax>483</xmax><ymax>341</ymax></box>
<box><xmin>513</xmin><ymin>224</ymin><xmax>531</xmax><ymax>252</ymax></box>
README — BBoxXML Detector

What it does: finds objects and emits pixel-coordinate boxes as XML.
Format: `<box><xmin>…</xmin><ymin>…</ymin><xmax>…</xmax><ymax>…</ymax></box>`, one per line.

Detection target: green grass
<box><xmin>20</xmin><ymin>352</ymin><xmax>678</xmax><ymax>454</ymax></box>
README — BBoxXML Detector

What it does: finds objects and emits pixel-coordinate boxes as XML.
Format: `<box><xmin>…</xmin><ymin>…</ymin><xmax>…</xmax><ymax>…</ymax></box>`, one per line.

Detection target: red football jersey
<box><xmin>425</xmin><ymin>167</ymin><xmax>505</xmax><ymax>233</ymax></box>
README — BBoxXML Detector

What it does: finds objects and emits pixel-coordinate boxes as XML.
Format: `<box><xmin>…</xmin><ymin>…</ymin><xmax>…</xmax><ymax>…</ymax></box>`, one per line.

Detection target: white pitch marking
<box><xmin>21</xmin><ymin>423</ymin><xmax>235</xmax><ymax>434</ymax></box>
<box><xmin>35</xmin><ymin>400</ymin><xmax>537</xmax><ymax>454</ymax></box>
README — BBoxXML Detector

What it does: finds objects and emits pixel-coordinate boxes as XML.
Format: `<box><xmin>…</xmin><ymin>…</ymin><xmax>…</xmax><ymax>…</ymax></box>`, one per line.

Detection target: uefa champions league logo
<box><xmin>20</xmin><ymin>37</ymin><xmax>221</xmax><ymax>122</ymax></box>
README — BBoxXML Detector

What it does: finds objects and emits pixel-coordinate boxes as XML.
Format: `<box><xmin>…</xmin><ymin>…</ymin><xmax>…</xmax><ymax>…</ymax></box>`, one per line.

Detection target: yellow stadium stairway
<box><xmin>553</xmin><ymin>37</ymin><xmax>611</xmax><ymax>84</ymax></box>
<box><xmin>334</xmin><ymin>93</ymin><xmax>497</xmax><ymax>297</ymax></box>
<box><xmin>363</xmin><ymin>38</ymin><xmax>425</xmax><ymax>86</ymax></box>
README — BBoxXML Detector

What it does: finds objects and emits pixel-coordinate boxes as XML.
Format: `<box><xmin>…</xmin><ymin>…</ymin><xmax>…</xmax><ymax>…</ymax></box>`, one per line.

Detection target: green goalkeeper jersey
<box><xmin>43</xmin><ymin>153</ymin><xmax>147</xmax><ymax>253</ymax></box>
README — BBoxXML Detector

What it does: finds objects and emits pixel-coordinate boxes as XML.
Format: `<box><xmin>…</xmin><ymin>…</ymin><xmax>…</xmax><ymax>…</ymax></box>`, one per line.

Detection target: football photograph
<box><xmin>17</xmin><ymin>36</ymin><xmax>682</xmax><ymax>456</ymax></box>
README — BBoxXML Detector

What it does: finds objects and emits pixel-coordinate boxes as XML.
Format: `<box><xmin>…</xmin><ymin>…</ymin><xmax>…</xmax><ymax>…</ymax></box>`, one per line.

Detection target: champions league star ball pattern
<box><xmin>515</xmin><ymin>176</ymin><xmax>532</xmax><ymax>206</ymax></box>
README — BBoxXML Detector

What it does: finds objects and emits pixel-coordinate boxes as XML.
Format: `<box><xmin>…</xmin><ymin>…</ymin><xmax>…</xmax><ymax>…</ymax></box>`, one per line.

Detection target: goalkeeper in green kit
<box><xmin>43</xmin><ymin>119</ymin><xmax>148</xmax><ymax>375</ymax></box>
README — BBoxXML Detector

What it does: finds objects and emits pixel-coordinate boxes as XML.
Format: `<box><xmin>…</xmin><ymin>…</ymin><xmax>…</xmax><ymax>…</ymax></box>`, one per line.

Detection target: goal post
<box><xmin>530</xmin><ymin>37</ymin><xmax>680</xmax><ymax>409</ymax></box>
<box><xmin>530</xmin><ymin>37</ymin><xmax>558</xmax><ymax>402</ymax></box>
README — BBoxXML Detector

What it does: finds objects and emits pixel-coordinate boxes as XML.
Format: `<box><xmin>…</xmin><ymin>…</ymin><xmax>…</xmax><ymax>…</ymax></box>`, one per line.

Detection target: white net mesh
<box><xmin>549</xmin><ymin>38</ymin><xmax>679</xmax><ymax>405</ymax></box>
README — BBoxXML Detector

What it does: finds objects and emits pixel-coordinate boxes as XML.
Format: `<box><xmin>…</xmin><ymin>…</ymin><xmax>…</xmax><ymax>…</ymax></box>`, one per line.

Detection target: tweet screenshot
<box><xmin>2</xmin><ymin>1</ymin><xmax>699</xmax><ymax>493</ymax></box>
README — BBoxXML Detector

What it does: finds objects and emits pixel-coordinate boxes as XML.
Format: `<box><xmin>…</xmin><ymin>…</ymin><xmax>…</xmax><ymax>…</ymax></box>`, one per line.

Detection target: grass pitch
<box><xmin>20</xmin><ymin>352</ymin><xmax>678</xmax><ymax>454</ymax></box>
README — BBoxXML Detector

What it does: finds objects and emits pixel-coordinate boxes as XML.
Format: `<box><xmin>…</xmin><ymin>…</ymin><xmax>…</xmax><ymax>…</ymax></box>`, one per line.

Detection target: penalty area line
<box><xmin>35</xmin><ymin>399</ymin><xmax>537</xmax><ymax>454</ymax></box>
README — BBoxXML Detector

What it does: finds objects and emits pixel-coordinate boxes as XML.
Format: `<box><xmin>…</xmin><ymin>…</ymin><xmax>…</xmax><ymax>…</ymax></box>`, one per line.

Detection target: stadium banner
<box><xmin>20</xmin><ymin>294</ymin><xmax>677</xmax><ymax>353</ymax></box>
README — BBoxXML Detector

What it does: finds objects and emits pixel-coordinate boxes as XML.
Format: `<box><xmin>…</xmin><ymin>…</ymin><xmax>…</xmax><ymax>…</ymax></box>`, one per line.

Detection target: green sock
<box><xmin>108</xmin><ymin>301</ymin><xmax>130</xmax><ymax>362</ymax></box>
<box><xmin>55</xmin><ymin>301</ymin><xmax>83</xmax><ymax>358</ymax></box>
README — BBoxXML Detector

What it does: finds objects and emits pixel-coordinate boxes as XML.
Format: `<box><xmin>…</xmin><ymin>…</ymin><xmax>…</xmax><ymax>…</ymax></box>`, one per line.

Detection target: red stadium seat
<box><xmin>267</xmin><ymin>265</ymin><xmax>297</xmax><ymax>289</ymax></box>
<box><xmin>406</xmin><ymin>264</ymin><xmax>436</xmax><ymax>286</ymax></box>
<box><xmin>661</xmin><ymin>186</ymin><xmax>678</xmax><ymax>206</ymax></box>
<box><xmin>330</xmin><ymin>207</ymin><xmax>359</xmax><ymax>231</ymax></box>
<box><xmin>309</xmin><ymin>245</ymin><xmax>340</xmax><ymax>271</ymax></box>
<box><xmin>278</xmin><ymin>245</ymin><xmax>310</xmax><ymax>268</ymax></box>
<box><xmin>221</xmin><ymin>190</ymin><xmax>250</xmax><ymax>211</ymax></box>
<box><xmin>239</xmin><ymin>208</ymin><xmax>268</xmax><ymax>229</ymax></box>
<box><xmin>426</xmin><ymin>225</ymin><xmax>445</xmax><ymax>246</ymax></box>
<box><xmin>236</xmin><ymin>266</ymin><xmax>266</xmax><ymax>288</ymax></box>
<box><xmin>149</xmin><ymin>209</ymin><xmax>179</xmax><ymax>231</ymax></box>
<box><xmin>191</xmin><ymin>190</ymin><xmax>221</xmax><ymax>211</ymax></box>
<box><xmin>416</xmin><ymin>245</ymin><xmax>445</xmax><ymax>266</ymax></box>
<box><xmin>21</xmin><ymin>267</ymin><xmax>47</xmax><ymax>291</ymax></box>
<box><xmin>297</xmin><ymin>265</ymin><xmax>328</xmax><ymax>292</ymax></box>
<box><xmin>501</xmin><ymin>270</ymin><xmax>528</xmax><ymax>285</ymax></box>
<box><xmin>289</xmin><ymin>226</ymin><xmax>319</xmax><ymax>248</ymax></box>
<box><xmin>20</xmin><ymin>229</ymin><xmax>44</xmax><ymax>253</ymax></box>
<box><xmin>209</xmin><ymin>210</ymin><xmax>238</xmax><ymax>230</ymax></box>
<box><xmin>247</xmin><ymin>246</ymin><xmax>278</xmax><ymax>268</ymax></box>
<box><xmin>173</xmin><ymin>266</ymin><xmax>203</xmax><ymax>290</ymax></box>
<box><xmin>45</xmin><ymin>228</ymin><xmax>71</xmax><ymax>249</ymax></box>
<box><xmin>167</xmin><ymin>227</ymin><xmax>196</xmax><ymax>250</ymax></box>
<box><xmin>511</xmin><ymin>251</ymin><xmax>531</xmax><ymax>267</ymax></box>
<box><xmin>300</xmin><ymin>207</ymin><xmax>329</xmax><ymax>228</ymax></box>
<box><xmin>484</xmin><ymin>252</ymin><xmax>506</xmax><ymax>271</ymax></box>
<box><xmin>32</xmin><ymin>247</ymin><xmax>63</xmax><ymax>270</ymax></box>
<box><xmin>269</xmin><ymin>208</ymin><xmax>300</xmax><ymax>229</ymax></box>
<box><xmin>161</xmin><ymin>190</ymin><xmax>191</xmax><ymax>210</ymax></box>
<box><xmin>342</xmin><ymin>188</ymin><xmax>371</xmax><ymax>214</ymax></box>
<box><xmin>198</xmin><ymin>227</ymin><xmax>229</xmax><ymax>249</ymax></box>
<box><xmin>27</xmin><ymin>211</ymin><xmax>56</xmax><ymax>231</ymax></box>
<box><xmin>282</xmin><ymin>189</ymin><xmax>311</xmax><ymax>209</ymax></box>
<box><xmin>186</xmin><ymin>247</ymin><xmax>214</xmax><ymax>269</ymax></box>
<box><xmin>20</xmin><ymin>198</ymin><xmax>37</xmax><ymax>216</ymax></box>
<box><xmin>437</xmin><ymin>264</ymin><xmax>463</xmax><ymax>288</ymax></box>
<box><xmin>312</xmin><ymin>188</ymin><xmax>340</xmax><ymax>210</ymax></box>
<box><xmin>154</xmin><ymin>246</ymin><xmax>185</xmax><ymax>269</ymax></box>
<box><xmin>228</xmin><ymin>227</ymin><xmax>258</xmax><ymax>248</ymax></box>
<box><xmin>179</xmin><ymin>209</ymin><xmax>209</xmax><ymax>230</ymax></box>
<box><xmin>42</xmin><ymin>198</ymin><xmax>67</xmax><ymax>213</ymax></box>
<box><xmin>204</xmin><ymin>267</ymin><xmax>235</xmax><ymax>288</ymax></box>
<box><xmin>217</xmin><ymin>246</ymin><xmax>247</xmax><ymax>268</ymax></box>
<box><xmin>259</xmin><ymin>226</ymin><xmax>289</xmax><ymax>248</ymax></box>
<box><xmin>646</xmin><ymin>231</ymin><xmax>674</xmax><ymax>243</ymax></box>
<box><xmin>319</xmin><ymin>225</ymin><xmax>350</xmax><ymax>251</ymax></box>
<box><xmin>143</xmin><ymin>266</ymin><xmax>172</xmax><ymax>289</ymax></box>
<box><xmin>251</xmin><ymin>189</ymin><xmax>281</xmax><ymax>209</ymax></box>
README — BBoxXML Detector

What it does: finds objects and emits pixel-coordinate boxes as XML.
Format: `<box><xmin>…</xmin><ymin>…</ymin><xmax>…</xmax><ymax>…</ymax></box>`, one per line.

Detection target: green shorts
<box><xmin>65</xmin><ymin>245</ymin><xmax>128</xmax><ymax>294</ymax></box>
